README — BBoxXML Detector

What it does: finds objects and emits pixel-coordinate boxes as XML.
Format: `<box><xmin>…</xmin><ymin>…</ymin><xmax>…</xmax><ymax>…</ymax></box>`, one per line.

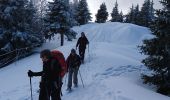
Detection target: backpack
<box><xmin>51</xmin><ymin>50</ymin><xmax>67</xmax><ymax>78</ymax></box>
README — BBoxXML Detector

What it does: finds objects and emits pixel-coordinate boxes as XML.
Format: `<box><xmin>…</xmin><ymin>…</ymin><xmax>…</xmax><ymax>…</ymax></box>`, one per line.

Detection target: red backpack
<box><xmin>51</xmin><ymin>50</ymin><xmax>67</xmax><ymax>78</ymax></box>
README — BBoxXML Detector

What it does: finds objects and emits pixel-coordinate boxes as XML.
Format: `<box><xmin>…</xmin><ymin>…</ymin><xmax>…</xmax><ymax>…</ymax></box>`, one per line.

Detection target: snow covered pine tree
<box><xmin>140</xmin><ymin>0</ymin><xmax>170</xmax><ymax>95</ymax></box>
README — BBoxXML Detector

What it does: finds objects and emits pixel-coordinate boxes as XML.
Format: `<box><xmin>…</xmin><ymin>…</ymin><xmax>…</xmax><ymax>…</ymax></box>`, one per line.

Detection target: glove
<box><xmin>28</xmin><ymin>70</ymin><xmax>34</xmax><ymax>77</ymax></box>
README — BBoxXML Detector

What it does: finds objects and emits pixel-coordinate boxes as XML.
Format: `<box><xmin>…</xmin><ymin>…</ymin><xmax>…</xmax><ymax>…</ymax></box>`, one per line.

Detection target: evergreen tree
<box><xmin>75</xmin><ymin>0</ymin><xmax>92</xmax><ymax>25</ymax></box>
<box><xmin>118</xmin><ymin>11</ymin><xmax>124</xmax><ymax>22</ymax></box>
<box><xmin>133</xmin><ymin>4</ymin><xmax>140</xmax><ymax>25</ymax></box>
<box><xmin>35</xmin><ymin>0</ymin><xmax>48</xmax><ymax>33</ymax></box>
<box><xmin>139</xmin><ymin>0</ymin><xmax>154</xmax><ymax>27</ymax></box>
<box><xmin>44</xmin><ymin>0</ymin><xmax>73</xmax><ymax>46</ymax></box>
<box><xmin>125</xmin><ymin>4</ymin><xmax>135</xmax><ymax>23</ymax></box>
<box><xmin>0</xmin><ymin>0</ymin><xmax>42</xmax><ymax>50</ymax></box>
<box><xmin>110</xmin><ymin>0</ymin><xmax>120</xmax><ymax>22</ymax></box>
<box><xmin>69</xmin><ymin>0</ymin><xmax>79</xmax><ymax>26</ymax></box>
<box><xmin>140</xmin><ymin>0</ymin><xmax>170</xmax><ymax>95</ymax></box>
<box><xmin>0</xmin><ymin>0</ymin><xmax>43</xmax><ymax>66</ymax></box>
<box><xmin>25</xmin><ymin>0</ymin><xmax>39</xmax><ymax>33</ymax></box>
<box><xmin>149</xmin><ymin>0</ymin><xmax>155</xmax><ymax>21</ymax></box>
<box><xmin>95</xmin><ymin>3</ymin><xmax>108</xmax><ymax>23</ymax></box>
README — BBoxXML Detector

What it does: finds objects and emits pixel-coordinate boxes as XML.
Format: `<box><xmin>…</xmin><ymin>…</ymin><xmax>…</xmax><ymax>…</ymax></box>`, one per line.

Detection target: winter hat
<box><xmin>81</xmin><ymin>32</ymin><xmax>85</xmax><ymax>36</ymax></box>
<box><xmin>71</xmin><ymin>49</ymin><xmax>76</xmax><ymax>54</ymax></box>
<box><xmin>40</xmin><ymin>49</ymin><xmax>52</xmax><ymax>59</ymax></box>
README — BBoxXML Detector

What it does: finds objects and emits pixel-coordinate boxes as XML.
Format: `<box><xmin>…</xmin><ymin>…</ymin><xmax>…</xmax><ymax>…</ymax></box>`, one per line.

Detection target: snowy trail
<box><xmin>0</xmin><ymin>22</ymin><xmax>170</xmax><ymax>100</ymax></box>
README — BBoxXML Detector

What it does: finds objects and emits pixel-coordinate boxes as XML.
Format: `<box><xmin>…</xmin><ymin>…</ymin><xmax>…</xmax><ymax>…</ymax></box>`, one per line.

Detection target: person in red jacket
<box><xmin>76</xmin><ymin>32</ymin><xmax>89</xmax><ymax>63</ymax></box>
<box><xmin>28</xmin><ymin>49</ymin><xmax>62</xmax><ymax>100</ymax></box>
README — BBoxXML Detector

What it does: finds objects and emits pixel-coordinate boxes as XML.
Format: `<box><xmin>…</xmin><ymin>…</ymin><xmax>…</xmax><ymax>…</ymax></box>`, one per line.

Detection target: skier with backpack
<box><xmin>28</xmin><ymin>49</ymin><xmax>67</xmax><ymax>100</ymax></box>
<box><xmin>66</xmin><ymin>49</ymin><xmax>81</xmax><ymax>92</ymax></box>
<box><xmin>76</xmin><ymin>32</ymin><xmax>89</xmax><ymax>63</ymax></box>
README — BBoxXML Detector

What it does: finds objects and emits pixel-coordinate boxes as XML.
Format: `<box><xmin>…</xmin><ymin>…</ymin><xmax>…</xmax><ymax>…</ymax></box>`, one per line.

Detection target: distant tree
<box><xmin>125</xmin><ymin>4</ymin><xmax>135</xmax><ymax>23</ymax></box>
<box><xmin>118</xmin><ymin>11</ymin><xmax>124</xmax><ymax>22</ymax></box>
<box><xmin>95</xmin><ymin>3</ymin><xmax>108</xmax><ymax>23</ymax></box>
<box><xmin>75</xmin><ymin>0</ymin><xmax>92</xmax><ymax>25</ymax></box>
<box><xmin>139</xmin><ymin>0</ymin><xmax>154</xmax><ymax>27</ymax></box>
<box><xmin>110</xmin><ymin>0</ymin><xmax>120</xmax><ymax>22</ymax></box>
<box><xmin>133</xmin><ymin>4</ymin><xmax>140</xmax><ymax>25</ymax></box>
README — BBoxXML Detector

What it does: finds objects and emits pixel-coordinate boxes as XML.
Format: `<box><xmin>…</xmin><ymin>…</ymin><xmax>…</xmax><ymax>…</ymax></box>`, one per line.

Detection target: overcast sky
<box><xmin>86</xmin><ymin>0</ymin><xmax>162</xmax><ymax>21</ymax></box>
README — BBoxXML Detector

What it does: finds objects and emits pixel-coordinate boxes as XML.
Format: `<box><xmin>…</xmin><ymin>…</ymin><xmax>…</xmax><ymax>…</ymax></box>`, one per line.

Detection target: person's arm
<box><xmin>66</xmin><ymin>55</ymin><xmax>70</xmax><ymax>71</ymax></box>
<box><xmin>34</xmin><ymin>71</ymin><xmax>43</xmax><ymax>76</ymax></box>
<box><xmin>76</xmin><ymin>55</ymin><xmax>81</xmax><ymax>67</ymax></box>
<box><xmin>28</xmin><ymin>70</ymin><xmax>43</xmax><ymax>77</ymax></box>
<box><xmin>86</xmin><ymin>37</ymin><xmax>89</xmax><ymax>44</ymax></box>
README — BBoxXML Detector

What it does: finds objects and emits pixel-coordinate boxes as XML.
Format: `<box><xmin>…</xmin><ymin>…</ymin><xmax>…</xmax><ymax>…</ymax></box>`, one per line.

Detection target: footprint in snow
<box><xmin>103</xmin><ymin>65</ymin><xmax>149</xmax><ymax>77</ymax></box>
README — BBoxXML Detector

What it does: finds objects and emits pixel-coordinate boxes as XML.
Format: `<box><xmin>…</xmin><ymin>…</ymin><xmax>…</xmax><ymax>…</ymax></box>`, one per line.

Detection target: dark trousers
<box><xmin>67</xmin><ymin>67</ymin><xmax>79</xmax><ymax>88</ymax></box>
<box><xmin>79</xmin><ymin>48</ymin><xmax>86</xmax><ymax>62</ymax></box>
<box><xmin>39</xmin><ymin>82</ymin><xmax>61</xmax><ymax>100</ymax></box>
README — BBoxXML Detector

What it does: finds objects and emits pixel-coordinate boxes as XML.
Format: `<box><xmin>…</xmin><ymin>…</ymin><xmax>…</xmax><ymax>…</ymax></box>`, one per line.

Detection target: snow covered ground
<box><xmin>0</xmin><ymin>22</ymin><xmax>169</xmax><ymax>100</ymax></box>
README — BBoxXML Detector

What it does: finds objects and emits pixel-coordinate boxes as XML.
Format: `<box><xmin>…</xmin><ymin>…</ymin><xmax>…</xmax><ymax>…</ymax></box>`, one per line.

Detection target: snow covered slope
<box><xmin>73</xmin><ymin>22</ymin><xmax>153</xmax><ymax>45</ymax></box>
<box><xmin>0</xmin><ymin>22</ymin><xmax>169</xmax><ymax>100</ymax></box>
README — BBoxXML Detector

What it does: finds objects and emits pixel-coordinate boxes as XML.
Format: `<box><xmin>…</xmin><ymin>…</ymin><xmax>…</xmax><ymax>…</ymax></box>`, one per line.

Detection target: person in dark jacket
<box><xmin>28</xmin><ymin>49</ymin><xmax>62</xmax><ymax>100</ymax></box>
<box><xmin>66</xmin><ymin>49</ymin><xmax>81</xmax><ymax>91</ymax></box>
<box><xmin>76</xmin><ymin>32</ymin><xmax>89</xmax><ymax>63</ymax></box>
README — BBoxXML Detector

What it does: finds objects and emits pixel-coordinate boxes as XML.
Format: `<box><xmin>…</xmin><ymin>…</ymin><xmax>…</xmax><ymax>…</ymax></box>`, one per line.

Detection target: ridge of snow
<box><xmin>73</xmin><ymin>22</ymin><xmax>153</xmax><ymax>46</ymax></box>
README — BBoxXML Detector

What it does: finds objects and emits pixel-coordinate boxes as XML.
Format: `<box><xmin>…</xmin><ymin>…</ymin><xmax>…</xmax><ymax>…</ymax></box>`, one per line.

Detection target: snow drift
<box><xmin>73</xmin><ymin>22</ymin><xmax>153</xmax><ymax>45</ymax></box>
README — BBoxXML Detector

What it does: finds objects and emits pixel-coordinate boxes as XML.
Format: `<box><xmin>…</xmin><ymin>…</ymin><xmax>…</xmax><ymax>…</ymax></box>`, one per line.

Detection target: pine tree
<box><xmin>139</xmin><ymin>0</ymin><xmax>154</xmax><ymax>27</ymax></box>
<box><xmin>25</xmin><ymin>0</ymin><xmax>38</xmax><ymax>33</ymax></box>
<box><xmin>140</xmin><ymin>0</ymin><xmax>170</xmax><ymax>95</ymax></box>
<box><xmin>125</xmin><ymin>4</ymin><xmax>135</xmax><ymax>23</ymax></box>
<box><xmin>75</xmin><ymin>0</ymin><xmax>92</xmax><ymax>25</ymax></box>
<box><xmin>0</xmin><ymin>0</ymin><xmax>43</xmax><ymax>65</ymax></box>
<box><xmin>149</xmin><ymin>0</ymin><xmax>155</xmax><ymax>21</ymax></box>
<box><xmin>0</xmin><ymin>0</ymin><xmax>42</xmax><ymax>50</ymax></box>
<box><xmin>95</xmin><ymin>3</ymin><xmax>108</xmax><ymax>23</ymax></box>
<box><xmin>118</xmin><ymin>11</ymin><xmax>124</xmax><ymax>22</ymax></box>
<box><xmin>69</xmin><ymin>0</ymin><xmax>79</xmax><ymax>26</ymax></box>
<box><xmin>133</xmin><ymin>4</ymin><xmax>140</xmax><ymax>25</ymax></box>
<box><xmin>35</xmin><ymin>0</ymin><xmax>48</xmax><ymax>33</ymax></box>
<box><xmin>110</xmin><ymin>0</ymin><xmax>119</xmax><ymax>22</ymax></box>
<box><xmin>44</xmin><ymin>0</ymin><xmax>73</xmax><ymax>46</ymax></box>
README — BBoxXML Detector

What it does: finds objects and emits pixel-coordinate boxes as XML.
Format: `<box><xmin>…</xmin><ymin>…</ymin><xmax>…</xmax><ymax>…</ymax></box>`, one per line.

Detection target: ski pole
<box><xmin>88</xmin><ymin>44</ymin><xmax>89</xmax><ymax>53</ymax></box>
<box><xmin>64</xmin><ymin>72</ymin><xmax>68</xmax><ymax>86</ymax></box>
<box><xmin>29</xmin><ymin>77</ymin><xmax>33</xmax><ymax>100</ymax></box>
<box><xmin>88</xmin><ymin>44</ymin><xmax>90</xmax><ymax>62</ymax></box>
<box><xmin>78</xmin><ymin>70</ymin><xmax>84</xmax><ymax>88</ymax></box>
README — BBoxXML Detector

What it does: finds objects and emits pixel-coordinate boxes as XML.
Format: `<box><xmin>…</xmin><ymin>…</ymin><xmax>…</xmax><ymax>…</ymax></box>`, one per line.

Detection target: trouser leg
<box><xmin>79</xmin><ymin>48</ymin><xmax>85</xmax><ymax>63</ymax></box>
<box><xmin>67</xmin><ymin>68</ymin><xmax>73</xmax><ymax>89</ymax></box>
<box><xmin>51</xmin><ymin>85</ymin><xmax>61</xmax><ymax>100</ymax></box>
<box><xmin>39</xmin><ymin>83</ymin><xmax>50</xmax><ymax>100</ymax></box>
<box><xmin>82</xmin><ymin>49</ymin><xmax>85</xmax><ymax>62</ymax></box>
<box><xmin>73</xmin><ymin>67</ymin><xmax>79</xmax><ymax>86</ymax></box>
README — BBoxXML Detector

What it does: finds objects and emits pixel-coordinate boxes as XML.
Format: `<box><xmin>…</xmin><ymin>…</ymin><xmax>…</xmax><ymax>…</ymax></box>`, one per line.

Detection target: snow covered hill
<box><xmin>73</xmin><ymin>22</ymin><xmax>153</xmax><ymax>45</ymax></box>
<box><xmin>0</xmin><ymin>22</ymin><xmax>169</xmax><ymax>100</ymax></box>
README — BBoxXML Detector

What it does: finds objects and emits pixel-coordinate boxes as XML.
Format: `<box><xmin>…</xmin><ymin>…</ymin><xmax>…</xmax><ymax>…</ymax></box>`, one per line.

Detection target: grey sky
<box><xmin>86</xmin><ymin>0</ymin><xmax>162</xmax><ymax>21</ymax></box>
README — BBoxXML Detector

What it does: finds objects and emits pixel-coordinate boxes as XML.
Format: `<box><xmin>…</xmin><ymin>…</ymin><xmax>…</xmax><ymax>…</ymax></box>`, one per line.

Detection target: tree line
<box><xmin>95</xmin><ymin>0</ymin><xmax>155</xmax><ymax>27</ymax></box>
